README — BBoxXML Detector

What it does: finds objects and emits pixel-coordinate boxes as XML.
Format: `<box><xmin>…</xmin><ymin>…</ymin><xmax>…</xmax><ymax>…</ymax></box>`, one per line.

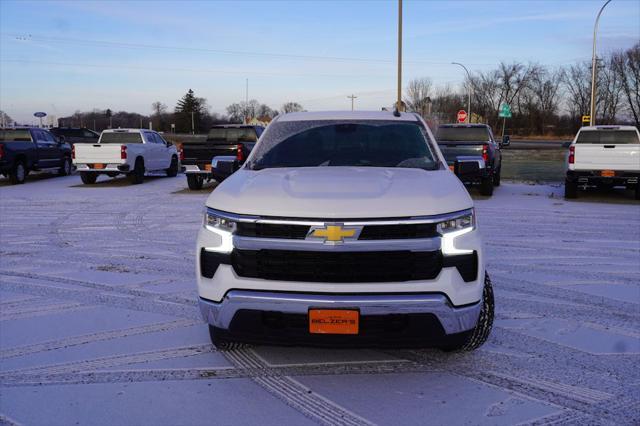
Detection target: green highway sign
<box><xmin>499</xmin><ymin>103</ymin><xmax>512</xmax><ymax>118</ymax></box>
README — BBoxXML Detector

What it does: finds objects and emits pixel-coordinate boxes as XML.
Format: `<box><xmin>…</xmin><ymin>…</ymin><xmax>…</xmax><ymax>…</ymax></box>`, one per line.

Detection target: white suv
<box><xmin>73</xmin><ymin>129</ymin><xmax>179</xmax><ymax>184</ymax></box>
<box><xmin>196</xmin><ymin>111</ymin><xmax>493</xmax><ymax>350</ymax></box>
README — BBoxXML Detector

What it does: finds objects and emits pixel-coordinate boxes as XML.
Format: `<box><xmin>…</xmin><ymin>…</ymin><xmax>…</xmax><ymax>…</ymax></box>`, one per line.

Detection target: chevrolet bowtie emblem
<box><xmin>308</xmin><ymin>224</ymin><xmax>361</xmax><ymax>244</ymax></box>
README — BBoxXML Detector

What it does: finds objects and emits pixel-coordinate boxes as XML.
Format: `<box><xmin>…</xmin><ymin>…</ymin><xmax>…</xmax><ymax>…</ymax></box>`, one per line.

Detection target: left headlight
<box><xmin>438</xmin><ymin>209</ymin><xmax>475</xmax><ymax>255</ymax></box>
<box><xmin>203</xmin><ymin>208</ymin><xmax>235</xmax><ymax>253</ymax></box>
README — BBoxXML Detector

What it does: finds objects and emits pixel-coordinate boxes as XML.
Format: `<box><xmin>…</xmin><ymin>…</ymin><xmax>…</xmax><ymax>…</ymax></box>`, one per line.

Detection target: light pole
<box><xmin>590</xmin><ymin>0</ymin><xmax>612</xmax><ymax>126</ymax></box>
<box><xmin>347</xmin><ymin>94</ymin><xmax>358</xmax><ymax>111</ymax></box>
<box><xmin>191</xmin><ymin>111</ymin><xmax>195</xmax><ymax>135</ymax></box>
<box><xmin>396</xmin><ymin>0</ymin><xmax>403</xmax><ymax>113</ymax></box>
<box><xmin>452</xmin><ymin>62</ymin><xmax>471</xmax><ymax>123</ymax></box>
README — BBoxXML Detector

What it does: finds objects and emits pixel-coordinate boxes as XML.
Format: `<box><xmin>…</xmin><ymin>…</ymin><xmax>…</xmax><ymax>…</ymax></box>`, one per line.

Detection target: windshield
<box><xmin>248</xmin><ymin>120</ymin><xmax>438</xmax><ymax>171</ymax></box>
<box><xmin>0</xmin><ymin>129</ymin><xmax>32</xmax><ymax>142</ymax></box>
<box><xmin>436</xmin><ymin>127</ymin><xmax>490</xmax><ymax>142</ymax></box>
<box><xmin>207</xmin><ymin>128</ymin><xmax>257</xmax><ymax>143</ymax></box>
<box><xmin>576</xmin><ymin>130</ymin><xmax>639</xmax><ymax>144</ymax></box>
<box><xmin>99</xmin><ymin>132</ymin><xmax>143</xmax><ymax>143</ymax></box>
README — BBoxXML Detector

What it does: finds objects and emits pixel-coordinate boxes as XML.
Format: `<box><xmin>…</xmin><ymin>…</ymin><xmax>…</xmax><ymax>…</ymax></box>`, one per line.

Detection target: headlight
<box><xmin>203</xmin><ymin>208</ymin><xmax>235</xmax><ymax>253</ymax></box>
<box><xmin>438</xmin><ymin>209</ymin><xmax>475</xmax><ymax>255</ymax></box>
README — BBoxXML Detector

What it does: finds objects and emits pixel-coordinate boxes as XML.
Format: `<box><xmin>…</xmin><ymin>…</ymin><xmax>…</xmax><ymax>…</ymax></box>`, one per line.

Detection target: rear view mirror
<box><xmin>501</xmin><ymin>135</ymin><xmax>510</xmax><ymax>147</ymax></box>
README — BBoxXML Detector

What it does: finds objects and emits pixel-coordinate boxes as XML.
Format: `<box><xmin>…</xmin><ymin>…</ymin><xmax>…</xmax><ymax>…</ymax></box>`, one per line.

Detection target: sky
<box><xmin>1</xmin><ymin>0</ymin><xmax>639</xmax><ymax>124</ymax></box>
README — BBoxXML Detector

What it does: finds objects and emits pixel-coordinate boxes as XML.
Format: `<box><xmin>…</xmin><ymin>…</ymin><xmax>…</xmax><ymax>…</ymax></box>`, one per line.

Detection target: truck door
<box><xmin>33</xmin><ymin>129</ymin><xmax>57</xmax><ymax>168</ymax></box>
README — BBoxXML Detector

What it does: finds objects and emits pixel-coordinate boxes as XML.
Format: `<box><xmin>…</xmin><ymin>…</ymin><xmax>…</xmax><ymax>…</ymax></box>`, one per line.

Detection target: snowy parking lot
<box><xmin>0</xmin><ymin>174</ymin><xmax>638</xmax><ymax>425</ymax></box>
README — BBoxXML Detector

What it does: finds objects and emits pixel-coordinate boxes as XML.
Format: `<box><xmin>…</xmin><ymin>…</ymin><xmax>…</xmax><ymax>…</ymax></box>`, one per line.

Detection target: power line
<box><xmin>1</xmin><ymin>32</ymin><xmax>495</xmax><ymax>66</ymax></box>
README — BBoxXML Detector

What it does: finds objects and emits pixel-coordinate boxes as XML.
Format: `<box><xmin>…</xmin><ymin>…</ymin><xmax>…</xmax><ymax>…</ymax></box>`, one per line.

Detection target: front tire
<box><xmin>186</xmin><ymin>174</ymin><xmax>204</xmax><ymax>190</ymax></box>
<box><xmin>58</xmin><ymin>157</ymin><xmax>72</xmax><ymax>176</ymax></box>
<box><xmin>9</xmin><ymin>160</ymin><xmax>27</xmax><ymax>184</ymax></box>
<box><xmin>80</xmin><ymin>172</ymin><xmax>97</xmax><ymax>184</ymax></box>
<box><xmin>166</xmin><ymin>156</ymin><xmax>178</xmax><ymax>177</ymax></box>
<box><xmin>479</xmin><ymin>176</ymin><xmax>494</xmax><ymax>196</ymax></box>
<box><xmin>564</xmin><ymin>179</ymin><xmax>577</xmax><ymax>199</ymax></box>
<box><xmin>441</xmin><ymin>273</ymin><xmax>494</xmax><ymax>352</ymax></box>
<box><xmin>129</xmin><ymin>159</ymin><xmax>145</xmax><ymax>185</ymax></box>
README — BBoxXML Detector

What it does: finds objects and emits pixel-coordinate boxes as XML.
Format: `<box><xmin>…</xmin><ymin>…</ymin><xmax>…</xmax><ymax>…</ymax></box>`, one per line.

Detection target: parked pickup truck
<box><xmin>197</xmin><ymin>111</ymin><xmax>493</xmax><ymax>351</ymax></box>
<box><xmin>565</xmin><ymin>125</ymin><xmax>640</xmax><ymax>200</ymax></box>
<box><xmin>0</xmin><ymin>127</ymin><xmax>72</xmax><ymax>184</ymax></box>
<box><xmin>181</xmin><ymin>124</ymin><xmax>264</xmax><ymax>190</ymax></box>
<box><xmin>435</xmin><ymin>124</ymin><xmax>506</xmax><ymax>196</ymax></box>
<box><xmin>73</xmin><ymin>129</ymin><xmax>179</xmax><ymax>185</ymax></box>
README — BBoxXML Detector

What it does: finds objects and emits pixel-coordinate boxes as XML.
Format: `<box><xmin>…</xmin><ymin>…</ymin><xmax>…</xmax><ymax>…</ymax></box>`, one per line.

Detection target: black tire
<box><xmin>166</xmin><ymin>156</ymin><xmax>179</xmax><ymax>177</ymax></box>
<box><xmin>493</xmin><ymin>168</ymin><xmax>501</xmax><ymax>186</ymax></box>
<box><xmin>80</xmin><ymin>172</ymin><xmax>98</xmax><ymax>184</ymax></box>
<box><xmin>58</xmin><ymin>157</ymin><xmax>72</xmax><ymax>176</ymax></box>
<box><xmin>479</xmin><ymin>176</ymin><xmax>494</xmax><ymax>196</ymax></box>
<box><xmin>186</xmin><ymin>174</ymin><xmax>204</xmax><ymax>190</ymax></box>
<box><xmin>9</xmin><ymin>160</ymin><xmax>27</xmax><ymax>184</ymax></box>
<box><xmin>635</xmin><ymin>184</ymin><xmax>640</xmax><ymax>200</ymax></box>
<box><xmin>107</xmin><ymin>172</ymin><xmax>118</xmax><ymax>178</ymax></box>
<box><xmin>564</xmin><ymin>179</ymin><xmax>578</xmax><ymax>199</ymax></box>
<box><xmin>129</xmin><ymin>158</ymin><xmax>145</xmax><ymax>185</ymax></box>
<box><xmin>208</xmin><ymin>326</ymin><xmax>248</xmax><ymax>351</ymax></box>
<box><xmin>441</xmin><ymin>272</ymin><xmax>494</xmax><ymax>352</ymax></box>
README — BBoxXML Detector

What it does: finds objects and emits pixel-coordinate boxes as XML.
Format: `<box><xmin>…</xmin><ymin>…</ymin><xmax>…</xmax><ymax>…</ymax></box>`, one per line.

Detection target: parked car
<box><xmin>196</xmin><ymin>111</ymin><xmax>493</xmax><ymax>351</ymax></box>
<box><xmin>435</xmin><ymin>124</ymin><xmax>506</xmax><ymax>196</ymax></box>
<box><xmin>0</xmin><ymin>127</ymin><xmax>72</xmax><ymax>184</ymax></box>
<box><xmin>72</xmin><ymin>128</ymin><xmax>179</xmax><ymax>185</ymax></box>
<box><xmin>565</xmin><ymin>125</ymin><xmax>640</xmax><ymax>199</ymax></box>
<box><xmin>181</xmin><ymin>124</ymin><xmax>264</xmax><ymax>190</ymax></box>
<box><xmin>50</xmin><ymin>127</ymin><xmax>100</xmax><ymax>145</ymax></box>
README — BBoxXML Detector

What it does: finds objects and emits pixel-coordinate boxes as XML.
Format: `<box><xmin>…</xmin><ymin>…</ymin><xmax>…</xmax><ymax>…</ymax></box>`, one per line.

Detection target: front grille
<box><xmin>234</xmin><ymin>222</ymin><xmax>437</xmax><ymax>240</ymax></box>
<box><xmin>359</xmin><ymin>223</ymin><xmax>437</xmax><ymax>240</ymax></box>
<box><xmin>232</xmin><ymin>249</ymin><xmax>443</xmax><ymax>283</ymax></box>
<box><xmin>236</xmin><ymin>223</ymin><xmax>309</xmax><ymax>239</ymax></box>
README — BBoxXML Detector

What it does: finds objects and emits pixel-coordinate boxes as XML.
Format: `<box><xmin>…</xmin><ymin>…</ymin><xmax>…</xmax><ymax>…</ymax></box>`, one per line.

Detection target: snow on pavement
<box><xmin>0</xmin><ymin>174</ymin><xmax>638</xmax><ymax>425</ymax></box>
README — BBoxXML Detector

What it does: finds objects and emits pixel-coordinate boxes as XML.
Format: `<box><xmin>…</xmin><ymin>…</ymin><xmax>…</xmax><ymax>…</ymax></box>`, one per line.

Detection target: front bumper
<box><xmin>199</xmin><ymin>290</ymin><xmax>481</xmax><ymax>335</ymax></box>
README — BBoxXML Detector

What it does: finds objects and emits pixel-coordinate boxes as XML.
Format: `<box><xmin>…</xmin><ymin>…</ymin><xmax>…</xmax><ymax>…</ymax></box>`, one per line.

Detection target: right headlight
<box><xmin>203</xmin><ymin>208</ymin><xmax>236</xmax><ymax>253</ymax></box>
<box><xmin>438</xmin><ymin>209</ymin><xmax>475</xmax><ymax>255</ymax></box>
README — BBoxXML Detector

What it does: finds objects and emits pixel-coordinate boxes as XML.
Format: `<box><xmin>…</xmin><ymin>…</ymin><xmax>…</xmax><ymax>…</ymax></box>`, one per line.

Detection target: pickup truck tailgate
<box><xmin>74</xmin><ymin>143</ymin><xmax>124</xmax><ymax>164</ymax></box>
<box><xmin>183</xmin><ymin>143</ymin><xmax>237</xmax><ymax>163</ymax></box>
<box><xmin>438</xmin><ymin>143</ymin><xmax>483</xmax><ymax>164</ymax></box>
<box><xmin>574</xmin><ymin>145</ymin><xmax>640</xmax><ymax>171</ymax></box>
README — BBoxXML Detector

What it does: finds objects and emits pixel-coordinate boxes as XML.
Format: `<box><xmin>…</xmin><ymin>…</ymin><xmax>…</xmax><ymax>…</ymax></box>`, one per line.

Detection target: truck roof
<box><xmin>438</xmin><ymin>123</ymin><xmax>490</xmax><ymax>128</ymax></box>
<box><xmin>210</xmin><ymin>124</ymin><xmax>261</xmax><ymax>129</ymax></box>
<box><xmin>276</xmin><ymin>111</ymin><xmax>419</xmax><ymax>122</ymax></box>
<box><xmin>101</xmin><ymin>128</ymin><xmax>152</xmax><ymax>133</ymax></box>
<box><xmin>579</xmin><ymin>125</ymin><xmax>638</xmax><ymax>131</ymax></box>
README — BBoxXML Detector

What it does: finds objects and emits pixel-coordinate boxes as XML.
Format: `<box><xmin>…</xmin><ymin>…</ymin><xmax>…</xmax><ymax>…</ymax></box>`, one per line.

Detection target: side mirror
<box><xmin>166</xmin><ymin>141</ymin><xmax>172</xmax><ymax>147</ymax></box>
<box><xmin>57</xmin><ymin>135</ymin><xmax>66</xmax><ymax>144</ymax></box>
<box><xmin>562</xmin><ymin>141</ymin><xmax>571</xmax><ymax>148</ymax></box>
<box><xmin>501</xmin><ymin>135</ymin><xmax>510</xmax><ymax>147</ymax></box>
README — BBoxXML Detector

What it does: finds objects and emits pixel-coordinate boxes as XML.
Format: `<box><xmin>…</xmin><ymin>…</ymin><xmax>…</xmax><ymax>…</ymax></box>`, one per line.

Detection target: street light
<box><xmin>452</xmin><ymin>62</ymin><xmax>471</xmax><ymax>123</ymax></box>
<box><xmin>590</xmin><ymin>0</ymin><xmax>612</xmax><ymax>126</ymax></box>
<box><xmin>396</xmin><ymin>0</ymin><xmax>403</xmax><ymax>114</ymax></box>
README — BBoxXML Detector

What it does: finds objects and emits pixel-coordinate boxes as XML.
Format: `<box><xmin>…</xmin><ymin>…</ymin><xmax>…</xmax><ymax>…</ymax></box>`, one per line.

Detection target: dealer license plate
<box><xmin>601</xmin><ymin>170</ymin><xmax>615</xmax><ymax>177</ymax></box>
<box><xmin>93</xmin><ymin>163</ymin><xmax>105</xmax><ymax>169</ymax></box>
<box><xmin>309</xmin><ymin>309</ymin><xmax>359</xmax><ymax>335</ymax></box>
<box><xmin>205</xmin><ymin>164</ymin><xmax>212</xmax><ymax>171</ymax></box>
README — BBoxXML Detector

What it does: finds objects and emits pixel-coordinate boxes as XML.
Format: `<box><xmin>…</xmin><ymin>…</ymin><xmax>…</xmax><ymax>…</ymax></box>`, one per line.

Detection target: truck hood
<box><xmin>206</xmin><ymin>167</ymin><xmax>473</xmax><ymax>218</ymax></box>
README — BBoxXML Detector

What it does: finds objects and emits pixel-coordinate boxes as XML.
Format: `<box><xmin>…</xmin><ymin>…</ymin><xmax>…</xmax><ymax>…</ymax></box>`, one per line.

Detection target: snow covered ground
<box><xmin>0</xmin><ymin>173</ymin><xmax>638</xmax><ymax>425</ymax></box>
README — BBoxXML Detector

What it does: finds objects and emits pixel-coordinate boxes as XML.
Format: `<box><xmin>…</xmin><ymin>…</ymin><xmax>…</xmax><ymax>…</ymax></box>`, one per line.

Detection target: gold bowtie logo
<box><xmin>309</xmin><ymin>224</ymin><xmax>359</xmax><ymax>243</ymax></box>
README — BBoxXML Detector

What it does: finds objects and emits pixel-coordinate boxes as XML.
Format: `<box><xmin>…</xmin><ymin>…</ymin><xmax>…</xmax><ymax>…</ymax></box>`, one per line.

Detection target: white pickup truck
<box><xmin>73</xmin><ymin>129</ymin><xmax>179</xmax><ymax>185</ymax></box>
<box><xmin>565</xmin><ymin>125</ymin><xmax>640</xmax><ymax>199</ymax></box>
<box><xmin>196</xmin><ymin>111</ymin><xmax>494</xmax><ymax>351</ymax></box>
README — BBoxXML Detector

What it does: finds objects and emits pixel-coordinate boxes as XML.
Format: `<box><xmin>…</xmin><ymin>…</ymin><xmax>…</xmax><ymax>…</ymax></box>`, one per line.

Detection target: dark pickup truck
<box><xmin>435</xmin><ymin>124</ymin><xmax>508</xmax><ymax>196</ymax></box>
<box><xmin>181</xmin><ymin>124</ymin><xmax>264</xmax><ymax>190</ymax></box>
<box><xmin>0</xmin><ymin>128</ymin><xmax>72</xmax><ymax>184</ymax></box>
<box><xmin>50</xmin><ymin>127</ymin><xmax>100</xmax><ymax>145</ymax></box>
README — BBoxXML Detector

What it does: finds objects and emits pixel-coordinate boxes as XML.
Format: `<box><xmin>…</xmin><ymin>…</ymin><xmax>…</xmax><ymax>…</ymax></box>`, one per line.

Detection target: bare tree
<box><xmin>226</xmin><ymin>100</ymin><xmax>277</xmax><ymax>123</ymax></box>
<box><xmin>151</xmin><ymin>101</ymin><xmax>167</xmax><ymax>116</ymax></box>
<box><xmin>612</xmin><ymin>43</ymin><xmax>640</xmax><ymax>127</ymax></box>
<box><xmin>599</xmin><ymin>57</ymin><xmax>624</xmax><ymax>124</ymax></box>
<box><xmin>404</xmin><ymin>77</ymin><xmax>433</xmax><ymax>117</ymax></box>
<box><xmin>281</xmin><ymin>102</ymin><xmax>304</xmax><ymax>113</ymax></box>
<box><xmin>562</xmin><ymin>62</ymin><xmax>592</xmax><ymax>120</ymax></box>
<box><xmin>0</xmin><ymin>110</ymin><xmax>13</xmax><ymax>127</ymax></box>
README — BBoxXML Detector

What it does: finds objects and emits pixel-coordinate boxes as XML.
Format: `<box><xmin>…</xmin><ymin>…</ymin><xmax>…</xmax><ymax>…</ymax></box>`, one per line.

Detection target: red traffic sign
<box><xmin>457</xmin><ymin>110</ymin><xmax>467</xmax><ymax>123</ymax></box>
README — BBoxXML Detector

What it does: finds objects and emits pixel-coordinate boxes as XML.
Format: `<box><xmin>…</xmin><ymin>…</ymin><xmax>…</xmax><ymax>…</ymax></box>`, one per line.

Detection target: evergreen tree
<box><xmin>175</xmin><ymin>89</ymin><xmax>206</xmax><ymax>133</ymax></box>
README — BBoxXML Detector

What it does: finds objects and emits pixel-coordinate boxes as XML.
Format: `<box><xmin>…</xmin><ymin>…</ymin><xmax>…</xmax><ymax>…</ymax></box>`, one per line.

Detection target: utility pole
<box><xmin>191</xmin><ymin>111</ymin><xmax>195</xmax><ymax>135</ymax></box>
<box><xmin>452</xmin><ymin>62</ymin><xmax>472</xmax><ymax>123</ymax></box>
<box><xmin>590</xmin><ymin>0</ymin><xmax>612</xmax><ymax>126</ymax></box>
<box><xmin>347</xmin><ymin>94</ymin><xmax>358</xmax><ymax>111</ymax></box>
<box><xmin>396</xmin><ymin>0</ymin><xmax>403</xmax><ymax>113</ymax></box>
